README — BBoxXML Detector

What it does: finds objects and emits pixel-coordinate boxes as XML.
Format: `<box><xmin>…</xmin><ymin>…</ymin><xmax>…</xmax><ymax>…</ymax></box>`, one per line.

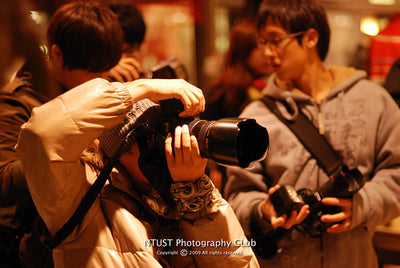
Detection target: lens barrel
<box><xmin>189</xmin><ymin>118</ymin><xmax>269</xmax><ymax>168</ymax></box>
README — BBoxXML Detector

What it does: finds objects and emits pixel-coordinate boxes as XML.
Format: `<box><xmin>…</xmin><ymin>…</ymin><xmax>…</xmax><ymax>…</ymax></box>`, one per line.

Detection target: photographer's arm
<box><xmin>126</xmin><ymin>79</ymin><xmax>205</xmax><ymax>117</ymax></box>
<box><xmin>16</xmin><ymin>78</ymin><xmax>205</xmax><ymax>234</ymax></box>
<box><xmin>224</xmin><ymin>166</ymin><xmax>309</xmax><ymax>234</ymax></box>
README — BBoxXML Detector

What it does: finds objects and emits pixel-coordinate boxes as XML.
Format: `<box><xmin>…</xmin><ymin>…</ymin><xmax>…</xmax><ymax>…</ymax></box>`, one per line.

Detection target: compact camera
<box><xmin>270</xmin><ymin>165</ymin><xmax>365</xmax><ymax>237</ymax></box>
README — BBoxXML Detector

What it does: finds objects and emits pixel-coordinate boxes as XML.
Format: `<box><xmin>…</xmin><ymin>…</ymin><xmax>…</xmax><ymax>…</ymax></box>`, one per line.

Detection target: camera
<box><xmin>270</xmin><ymin>165</ymin><xmax>365</xmax><ymax>237</ymax></box>
<box><xmin>131</xmin><ymin>58</ymin><xmax>269</xmax><ymax>205</ymax></box>
<box><xmin>159</xmin><ymin>98</ymin><xmax>269</xmax><ymax>167</ymax></box>
<box><xmin>143</xmin><ymin>57</ymin><xmax>269</xmax><ymax>168</ymax></box>
<box><xmin>148</xmin><ymin>57</ymin><xmax>188</xmax><ymax>80</ymax></box>
<box><xmin>133</xmin><ymin>98</ymin><xmax>269</xmax><ymax>206</ymax></box>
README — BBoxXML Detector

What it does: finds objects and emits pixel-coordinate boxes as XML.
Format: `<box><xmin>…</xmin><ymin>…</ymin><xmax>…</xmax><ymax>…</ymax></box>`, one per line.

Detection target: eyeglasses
<box><xmin>257</xmin><ymin>31</ymin><xmax>305</xmax><ymax>51</ymax></box>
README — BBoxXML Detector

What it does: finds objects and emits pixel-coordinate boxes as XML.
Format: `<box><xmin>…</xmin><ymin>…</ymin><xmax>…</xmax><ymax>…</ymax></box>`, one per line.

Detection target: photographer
<box><xmin>1</xmin><ymin>1</ymin><xmax>125</xmax><ymax>266</ymax></box>
<box><xmin>16</xmin><ymin>77</ymin><xmax>259</xmax><ymax>267</ymax></box>
<box><xmin>224</xmin><ymin>0</ymin><xmax>400</xmax><ymax>267</ymax></box>
<box><xmin>107</xmin><ymin>2</ymin><xmax>146</xmax><ymax>82</ymax></box>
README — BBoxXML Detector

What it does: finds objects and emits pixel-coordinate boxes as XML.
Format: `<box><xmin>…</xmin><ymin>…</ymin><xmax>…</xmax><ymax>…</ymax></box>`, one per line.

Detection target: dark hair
<box><xmin>206</xmin><ymin>18</ymin><xmax>262</xmax><ymax>117</ymax></box>
<box><xmin>257</xmin><ymin>0</ymin><xmax>330</xmax><ymax>61</ymax></box>
<box><xmin>109</xmin><ymin>3</ymin><xmax>146</xmax><ymax>47</ymax></box>
<box><xmin>46</xmin><ymin>1</ymin><xmax>124</xmax><ymax>72</ymax></box>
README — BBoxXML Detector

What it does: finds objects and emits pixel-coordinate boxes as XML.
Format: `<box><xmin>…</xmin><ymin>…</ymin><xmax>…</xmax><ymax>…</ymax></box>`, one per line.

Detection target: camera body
<box><xmin>270</xmin><ymin>166</ymin><xmax>365</xmax><ymax>237</ymax></box>
<box><xmin>133</xmin><ymin>58</ymin><xmax>269</xmax><ymax>205</ymax></box>
<box><xmin>148</xmin><ymin>57</ymin><xmax>188</xmax><ymax>80</ymax></box>
<box><xmin>147</xmin><ymin>57</ymin><xmax>269</xmax><ymax>168</ymax></box>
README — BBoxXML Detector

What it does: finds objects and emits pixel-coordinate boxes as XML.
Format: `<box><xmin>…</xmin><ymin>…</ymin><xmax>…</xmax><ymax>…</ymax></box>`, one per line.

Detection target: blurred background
<box><xmin>23</xmin><ymin>0</ymin><xmax>400</xmax><ymax>89</ymax></box>
<box><xmin>6</xmin><ymin>0</ymin><xmax>400</xmax><ymax>266</ymax></box>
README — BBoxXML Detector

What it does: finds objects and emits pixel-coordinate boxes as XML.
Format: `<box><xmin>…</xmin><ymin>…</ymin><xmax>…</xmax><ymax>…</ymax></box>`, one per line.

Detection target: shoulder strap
<box><xmin>43</xmin><ymin>128</ymin><xmax>137</xmax><ymax>249</ymax></box>
<box><xmin>43</xmin><ymin>154</ymin><xmax>118</xmax><ymax>249</ymax></box>
<box><xmin>260</xmin><ymin>96</ymin><xmax>341</xmax><ymax>177</ymax></box>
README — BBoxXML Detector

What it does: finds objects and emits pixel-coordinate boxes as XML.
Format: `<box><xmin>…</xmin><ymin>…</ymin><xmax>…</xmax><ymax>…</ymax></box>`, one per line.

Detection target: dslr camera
<box><xmin>147</xmin><ymin>57</ymin><xmax>188</xmax><ymax>80</ymax></box>
<box><xmin>132</xmin><ymin>58</ymin><xmax>269</xmax><ymax>205</ymax></box>
<box><xmin>270</xmin><ymin>165</ymin><xmax>365</xmax><ymax>237</ymax></box>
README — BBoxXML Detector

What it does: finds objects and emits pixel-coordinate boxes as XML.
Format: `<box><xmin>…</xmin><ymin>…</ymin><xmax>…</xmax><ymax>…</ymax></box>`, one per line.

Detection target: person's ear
<box><xmin>302</xmin><ymin>28</ymin><xmax>319</xmax><ymax>49</ymax></box>
<box><xmin>50</xmin><ymin>44</ymin><xmax>64</xmax><ymax>69</ymax></box>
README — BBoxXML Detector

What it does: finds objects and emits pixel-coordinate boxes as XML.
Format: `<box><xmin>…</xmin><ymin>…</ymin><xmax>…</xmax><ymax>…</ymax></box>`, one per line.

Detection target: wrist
<box><xmin>259</xmin><ymin>200</ymin><xmax>273</xmax><ymax>225</ymax></box>
<box><xmin>171</xmin><ymin>175</ymin><xmax>217</xmax><ymax>213</ymax></box>
<box><xmin>142</xmin><ymin>175</ymin><xmax>220</xmax><ymax>220</ymax></box>
<box><xmin>125</xmin><ymin>79</ymin><xmax>150</xmax><ymax>103</ymax></box>
<box><xmin>250</xmin><ymin>201</ymin><xmax>274</xmax><ymax>235</ymax></box>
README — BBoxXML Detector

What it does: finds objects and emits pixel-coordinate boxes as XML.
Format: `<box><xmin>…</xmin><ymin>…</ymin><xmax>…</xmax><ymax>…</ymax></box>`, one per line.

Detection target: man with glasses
<box><xmin>224</xmin><ymin>0</ymin><xmax>400</xmax><ymax>267</ymax></box>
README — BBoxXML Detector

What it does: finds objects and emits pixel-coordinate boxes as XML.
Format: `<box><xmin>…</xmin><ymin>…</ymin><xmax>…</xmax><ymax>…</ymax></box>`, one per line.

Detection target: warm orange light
<box><xmin>360</xmin><ymin>17</ymin><xmax>380</xmax><ymax>36</ymax></box>
<box><xmin>368</xmin><ymin>0</ymin><xmax>395</xmax><ymax>5</ymax></box>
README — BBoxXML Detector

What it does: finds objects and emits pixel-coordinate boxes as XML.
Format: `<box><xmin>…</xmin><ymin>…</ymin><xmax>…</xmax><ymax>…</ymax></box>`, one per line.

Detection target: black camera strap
<box><xmin>254</xmin><ymin>96</ymin><xmax>366</xmax><ymax>254</ymax></box>
<box><xmin>43</xmin><ymin>154</ymin><xmax>117</xmax><ymax>249</ymax></box>
<box><xmin>260</xmin><ymin>96</ymin><xmax>342</xmax><ymax>178</ymax></box>
<box><xmin>43</xmin><ymin>128</ymin><xmax>137</xmax><ymax>250</ymax></box>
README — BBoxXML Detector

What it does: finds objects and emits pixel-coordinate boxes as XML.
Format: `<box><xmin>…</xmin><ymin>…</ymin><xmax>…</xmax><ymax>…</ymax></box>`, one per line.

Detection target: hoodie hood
<box><xmin>263</xmin><ymin>65</ymin><xmax>367</xmax><ymax>102</ymax></box>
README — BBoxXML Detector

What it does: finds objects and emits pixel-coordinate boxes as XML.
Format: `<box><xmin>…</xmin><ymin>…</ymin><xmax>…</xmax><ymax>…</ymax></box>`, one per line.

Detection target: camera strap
<box><xmin>43</xmin><ymin>128</ymin><xmax>137</xmax><ymax>250</ymax></box>
<box><xmin>260</xmin><ymin>96</ymin><xmax>342</xmax><ymax>178</ymax></box>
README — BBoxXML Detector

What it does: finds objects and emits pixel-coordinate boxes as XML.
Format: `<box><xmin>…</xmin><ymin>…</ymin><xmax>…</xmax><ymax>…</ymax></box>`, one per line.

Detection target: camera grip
<box><xmin>270</xmin><ymin>185</ymin><xmax>304</xmax><ymax>216</ymax></box>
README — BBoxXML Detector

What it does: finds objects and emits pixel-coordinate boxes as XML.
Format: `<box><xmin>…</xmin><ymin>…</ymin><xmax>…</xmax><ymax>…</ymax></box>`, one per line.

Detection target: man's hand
<box><xmin>108</xmin><ymin>57</ymin><xmax>143</xmax><ymax>82</ymax></box>
<box><xmin>321</xmin><ymin>197</ymin><xmax>352</xmax><ymax>233</ymax></box>
<box><xmin>261</xmin><ymin>185</ymin><xmax>310</xmax><ymax>229</ymax></box>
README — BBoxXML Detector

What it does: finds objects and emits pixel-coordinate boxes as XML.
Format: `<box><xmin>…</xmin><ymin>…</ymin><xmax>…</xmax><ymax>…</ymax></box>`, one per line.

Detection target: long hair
<box><xmin>207</xmin><ymin>17</ymin><xmax>261</xmax><ymax>117</ymax></box>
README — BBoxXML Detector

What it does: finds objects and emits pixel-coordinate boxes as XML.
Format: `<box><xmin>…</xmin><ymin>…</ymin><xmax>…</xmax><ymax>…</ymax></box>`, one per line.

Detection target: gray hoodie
<box><xmin>224</xmin><ymin>66</ymin><xmax>400</xmax><ymax>268</ymax></box>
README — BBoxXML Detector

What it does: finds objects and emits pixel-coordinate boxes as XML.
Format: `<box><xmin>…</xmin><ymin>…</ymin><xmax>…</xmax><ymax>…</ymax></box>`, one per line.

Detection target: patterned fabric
<box><xmin>142</xmin><ymin>175</ymin><xmax>220</xmax><ymax>220</ymax></box>
<box><xmin>99</xmin><ymin>98</ymin><xmax>159</xmax><ymax>158</ymax></box>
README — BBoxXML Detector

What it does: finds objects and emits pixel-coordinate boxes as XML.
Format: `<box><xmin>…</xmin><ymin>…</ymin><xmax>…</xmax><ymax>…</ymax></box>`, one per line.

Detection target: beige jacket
<box><xmin>16</xmin><ymin>78</ymin><xmax>259</xmax><ymax>268</ymax></box>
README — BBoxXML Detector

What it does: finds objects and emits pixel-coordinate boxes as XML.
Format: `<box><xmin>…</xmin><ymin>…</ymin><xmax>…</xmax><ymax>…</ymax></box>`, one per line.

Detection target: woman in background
<box><xmin>202</xmin><ymin>17</ymin><xmax>272</xmax><ymax>191</ymax></box>
<box><xmin>202</xmin><ymin>17</ymin><xmax>272</xmax><ymax>120</ymax></box>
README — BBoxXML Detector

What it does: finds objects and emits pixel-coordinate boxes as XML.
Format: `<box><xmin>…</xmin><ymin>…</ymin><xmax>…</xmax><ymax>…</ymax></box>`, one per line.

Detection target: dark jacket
<box><xmin>0</xmin><ymin>71</ymin><xmax>47</xmax><ymax>217</ymax></box>
<box><xmin>0</xmin><ymin>71</ymin><xmax>53</xmax><ymax>267</ymax></box>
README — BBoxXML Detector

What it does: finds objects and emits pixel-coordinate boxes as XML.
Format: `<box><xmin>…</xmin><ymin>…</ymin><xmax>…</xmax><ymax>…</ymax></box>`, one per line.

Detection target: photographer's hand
<box><xmin>108</xmin><ymin>57</ymin><xmax>143</xmax><ymax>82</ymax></box>
<box><xmin>126</xmin><ymin>79</ymin><xmax>205</xmax><ymax>117</ymax></box>
<box><xmin>261</xmin><ymin>185</ymin><xmax>310</xmax><ymax>229</ymax></box>
<box><xmin>321</xmin><ymin>197</ymin><xmax>352</xmax><ymax>233</ymax></box>
<box><xmin>165</xmin><ymin>124</ymin><xmax>208</xmax><ymax>182</ymax></box>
